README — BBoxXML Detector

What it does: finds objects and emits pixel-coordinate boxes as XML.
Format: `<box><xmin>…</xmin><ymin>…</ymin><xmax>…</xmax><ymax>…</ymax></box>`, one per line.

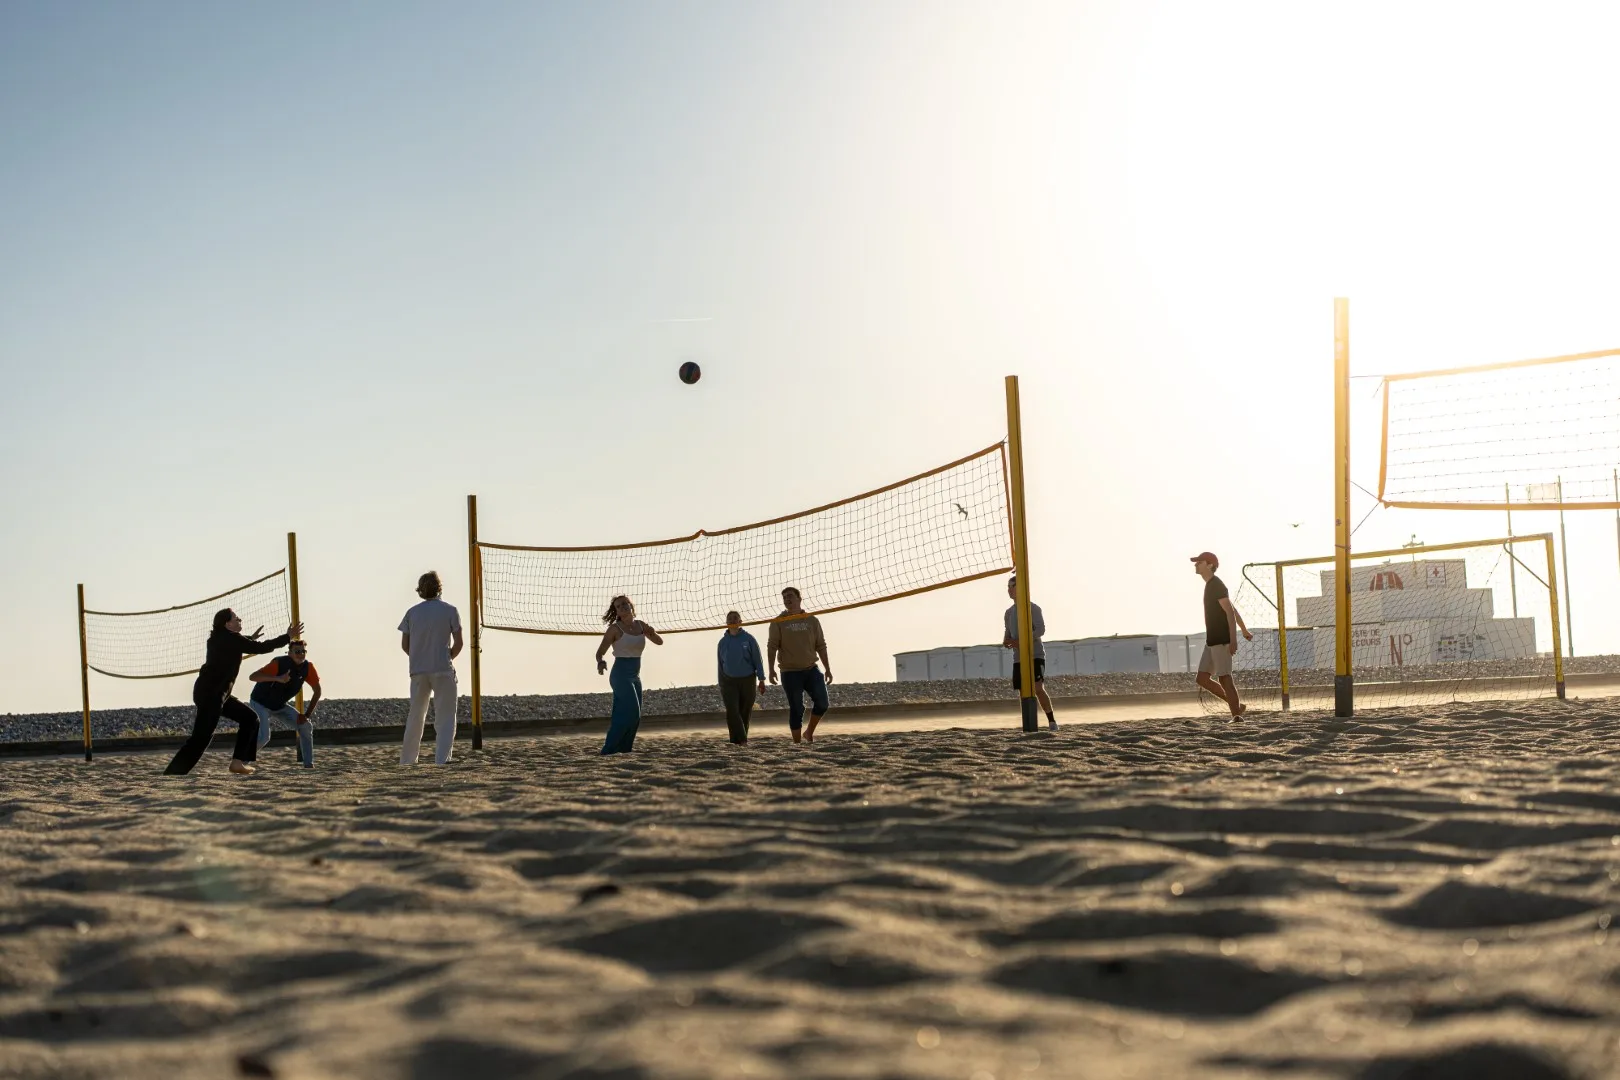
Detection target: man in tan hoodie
<box><xmin>767</xmin><ymin>586</ymin><xmax>833</xmax><ymax>743</ymax></box>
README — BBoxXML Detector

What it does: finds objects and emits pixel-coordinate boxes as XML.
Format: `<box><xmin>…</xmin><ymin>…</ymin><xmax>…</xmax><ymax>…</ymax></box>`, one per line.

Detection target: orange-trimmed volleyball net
<box><xmin>474</xmin><ymin>442</ymin><xmax>1013</xmax><ymax>636</ymax></box>
<box><xmin>76</xmin><ymin>538</ymin><xmax>299</xmax><ymax>761</ymax></box>
<box><xmin>1379</xmin><ymin>347</ymin><xmax>1620</xmax><ymax>510</ymax></box>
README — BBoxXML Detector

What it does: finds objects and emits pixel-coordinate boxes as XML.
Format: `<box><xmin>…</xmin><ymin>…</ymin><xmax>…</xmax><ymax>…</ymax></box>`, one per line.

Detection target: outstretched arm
<box><xmin>238</xmin><ymin>624</ymin><xmax>300</xmax><ymax>656</ymax></box>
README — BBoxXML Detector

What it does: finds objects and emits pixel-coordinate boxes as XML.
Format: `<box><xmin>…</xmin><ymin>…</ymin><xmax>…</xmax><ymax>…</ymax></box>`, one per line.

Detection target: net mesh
<box><xmin>84</xmin><ymin>570</ymin><xmax>291</xmax><ymax>680</ymax></box>
<box><xmin>479</xmin><ymin>444</ymin><xmax>1013</xmax><ymax>634</ymax></box>
<box><xmin>1227</xmin><ymin>538</ymin><xmax>1558</xmax><ymax>712</ymax></box>
<box><xmin>1380</xmin><ymin>350</ymin><xmax>1620</xmax><ymax>507</ymax></box>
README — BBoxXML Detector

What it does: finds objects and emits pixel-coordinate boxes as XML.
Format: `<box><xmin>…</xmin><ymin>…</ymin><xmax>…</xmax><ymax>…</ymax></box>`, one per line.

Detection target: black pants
<box><xmin>720</xmin><ymin>675</ymin><xmax>757</xmax><ymax>744</ymax></box>
<box><xmin>164</xmin><ymin>690</ymin><xmax>259</xmax><ymax>775</ymax></box>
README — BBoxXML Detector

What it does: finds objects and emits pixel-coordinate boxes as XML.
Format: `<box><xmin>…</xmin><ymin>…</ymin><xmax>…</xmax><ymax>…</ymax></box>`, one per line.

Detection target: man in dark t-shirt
<box><xmin>1191</xmin><ymin>551</ymin><xmax>1252</xmax><ymax>718</ymax></box>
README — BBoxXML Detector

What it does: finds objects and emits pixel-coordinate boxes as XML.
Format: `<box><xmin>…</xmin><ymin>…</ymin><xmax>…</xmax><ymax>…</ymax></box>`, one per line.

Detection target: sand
<box><xmin>0</xmin><ymin>701</ymin><xmax>1617</xmax><ymax>1079</ymax></box>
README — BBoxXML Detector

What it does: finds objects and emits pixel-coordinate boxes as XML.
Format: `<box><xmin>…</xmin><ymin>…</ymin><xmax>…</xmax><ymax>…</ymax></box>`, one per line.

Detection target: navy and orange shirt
<box><xmin>249</xmin><ymin>656</ymin><xmax>320</xmax><ymax>710</ymax></box>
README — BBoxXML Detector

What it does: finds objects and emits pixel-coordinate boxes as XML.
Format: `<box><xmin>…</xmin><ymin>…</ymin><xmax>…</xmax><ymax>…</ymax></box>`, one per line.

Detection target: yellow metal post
<box><xmin>1506</xmin><ymin>484</ymin><xmax>1518</xmax><ymax>617</ymax></box>
<box><xmin>1545</xmin><ymin>534</ymin><xmax>1566</xmax><ymax>700</ymax></box>
<box><xmin>1004</xmin><ymin>377</ymin><xmax>1038</xmax><ymax>733</ymax></box>
<box><xmin>286</xmin><ymin>532</ymin><xmax>305</xmax><ymax>764</ymax></box>
<box><xmin>1274</xmin><ymin>563</ymin><xmax>1290</xmax><ymax>712</ymax></box>
<box><xmin>1333</xmin><ymin>297</ymin><xmax>1353</xmax><ymax>717</ymax></box>
<box><xmin>77</xmin><ymin>584</ymin><xmax>92</xmax><ymax>762</ymax></box>
<box><xmin>287</xmin><ymin>530</ymin><xmax>303</xmax><ymax>698</ymax></box>
<box><xmin>468</xmin><ymin>494</ymin><xmax>483</xmax><ymax>749</ymax></box>
<box><xmin>1557</xmin><ymin>476</ymin><xmax>1573</xmax><ymax>656</ymax></box>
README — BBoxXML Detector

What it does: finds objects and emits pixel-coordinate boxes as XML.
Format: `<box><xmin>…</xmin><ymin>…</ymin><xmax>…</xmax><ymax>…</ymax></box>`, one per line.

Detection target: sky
<box><xmin>6</xmin><ymin>1</ymin><xmax>1620</xmax><ymax>715</ymax></box>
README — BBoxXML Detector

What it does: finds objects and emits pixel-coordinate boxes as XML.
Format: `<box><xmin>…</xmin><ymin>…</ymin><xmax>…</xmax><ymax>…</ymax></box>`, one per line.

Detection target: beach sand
<box><xmin>0</xmin><ymin>701</ymin><xmax>1616</xmax><ymax>1079</ymax></box>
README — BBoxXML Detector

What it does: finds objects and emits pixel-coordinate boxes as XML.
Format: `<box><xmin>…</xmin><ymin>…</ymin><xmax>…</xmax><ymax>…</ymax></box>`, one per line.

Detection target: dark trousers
<box><xmin>165</xmin><ymin>689</ymin><xmax>259</xmax><ymax>775</ymax></box>
<box><xmin>720</xmin><ymin>675</ymin><xmax>757</xmax><ymax>743</ymax></box>
<box><xmin>780</xmin><ymin>667</ymin><xmax>829</xmax><ymax>731</ymax></box>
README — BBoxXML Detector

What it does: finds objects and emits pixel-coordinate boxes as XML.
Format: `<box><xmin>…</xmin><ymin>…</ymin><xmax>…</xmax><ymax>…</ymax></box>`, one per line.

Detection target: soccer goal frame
<box><xmin>74</xmin><ymin>533</ymin><xmax>301</xmax><ymax>762</ymax></box>
<box><xmin>1247</xmin><ymin>532</ymin><xmax>1564</xmax><ymax>713</ymax></box>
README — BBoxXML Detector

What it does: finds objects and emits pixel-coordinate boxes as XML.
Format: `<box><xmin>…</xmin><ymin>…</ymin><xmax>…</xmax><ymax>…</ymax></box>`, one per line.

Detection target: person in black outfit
<box><xmin>1190</xmin><ymin>551</ymin><xmax>1252</xmax><ymax>718</ymax></box>
<box><xmin>164</xmin><ymin>608</ymin><xmax>303</xmax><ymax>776</ymax></box>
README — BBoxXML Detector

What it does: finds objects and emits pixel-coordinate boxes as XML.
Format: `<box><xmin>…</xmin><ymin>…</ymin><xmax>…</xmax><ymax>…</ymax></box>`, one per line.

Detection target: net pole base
<box><xmin>1556</xmin><ymin>680</ymin><xmax>1566</xmax><ymax>701</ymax></box>
<box><xmin>1334</xmin><ymin>676</ymin><xmax>1354</xmax><ymax>718</ymax></box>
<box><xmin>84</xmin><ymin>749</ymin><xmax>92</xmax><ymax>763</ymax></box>
<box><xmin>1020</xmin><ymin>697</ymin><xmax>1039</xmax><ymax>733</ymax></box>
<box><xmin>1280</xmin><ymin>692</ymin><xmax>1291</xmax><ymax>713</ymax></box>
<box><xmin>472</xmin><ymin>724</ymin><xmax>483</xmax><ymax>751</ymax></box>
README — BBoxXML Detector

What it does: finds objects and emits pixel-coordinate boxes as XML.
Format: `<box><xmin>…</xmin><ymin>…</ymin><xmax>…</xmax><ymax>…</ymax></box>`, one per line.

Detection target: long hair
<box><xmin>211</xmin><ymin>608</ymin><xmax>235</xmax><ymax>634</ymax></box>
<box><xmin>603</xmin><ymin>595</ymin><xmax>632</xmax><ymax>625</ymax></box>
<box><xmin>418</xmin><ymin>571</ymin><xmax>442</xmax><ymax>598</ymax></box>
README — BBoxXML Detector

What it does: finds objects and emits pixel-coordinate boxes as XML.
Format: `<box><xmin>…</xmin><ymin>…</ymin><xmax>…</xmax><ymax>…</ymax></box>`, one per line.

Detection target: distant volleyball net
<box><xmin>1379</xmin><ymin>348</ymin><xmax>1620</xmax><ymax>509</ymax></box>
<box><xmin>83</xmin><ymin>570</ymin><xmax>291</xmax><ymax>680</ymax></box>
<box><xmin>475</xmin><ymin>442</ymin><xmax>1014</xmax><ymax>635</ymax></box>
<box><xmin>75</xmin><ymin>535</ymin><xmax>300</xmax><ymax>761</ymax></box>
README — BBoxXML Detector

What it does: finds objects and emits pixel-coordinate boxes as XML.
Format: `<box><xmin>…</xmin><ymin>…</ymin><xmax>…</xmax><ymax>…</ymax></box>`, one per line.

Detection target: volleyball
<box><xmin>679</xmin><ymin>361</ymin><xmax>701</xmax><ymax>385</ymax></box>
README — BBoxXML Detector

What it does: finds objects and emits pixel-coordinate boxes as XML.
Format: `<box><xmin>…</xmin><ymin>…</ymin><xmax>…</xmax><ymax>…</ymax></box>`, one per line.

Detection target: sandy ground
<box><xmin>1</xmin><ymin>702</ymin><xmax>1617</xmax><ymax>1080</ymax></box>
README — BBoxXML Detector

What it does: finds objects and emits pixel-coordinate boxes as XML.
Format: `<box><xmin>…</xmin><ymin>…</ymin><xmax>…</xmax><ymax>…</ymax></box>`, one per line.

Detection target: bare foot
<box><xmin>791</xmin><ymin>729</ymin><xmax>802</xmax><ymax>744</ymax></box>
<box><xmin>1232</xmin><ymin>704</ymin><xmax>1248</xmax><ymax>719</ymax></box>
<box><xmin>804</xmin><ymin>714</ymin><xmax>822</xmax><ymax>743</ymax></box>
<box><xmin>228</xmin><ymin>760</ymin><xmax>256</xmax><ymax>775</ymax></box>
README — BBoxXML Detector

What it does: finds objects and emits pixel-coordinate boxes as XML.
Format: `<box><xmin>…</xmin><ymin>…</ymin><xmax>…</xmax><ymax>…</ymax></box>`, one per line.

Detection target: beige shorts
<box><xmin>1198</xmin><ymin>644</ymin><xmax>1233</xmax><ymax>677</ymax></box>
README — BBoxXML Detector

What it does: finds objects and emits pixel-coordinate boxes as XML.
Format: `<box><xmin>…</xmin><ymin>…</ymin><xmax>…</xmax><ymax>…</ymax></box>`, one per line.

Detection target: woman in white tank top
<box><xmin>595</xmin><ymin>595</ymin><xmax>663</xmax><ymax>754</ymax></box>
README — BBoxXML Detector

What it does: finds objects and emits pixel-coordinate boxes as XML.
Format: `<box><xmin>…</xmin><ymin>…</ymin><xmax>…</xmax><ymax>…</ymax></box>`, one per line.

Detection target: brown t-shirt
<box><xmin>768</xmin><ymin>611</ymin><xmax>825</xmax><ymax>672</ymax></box>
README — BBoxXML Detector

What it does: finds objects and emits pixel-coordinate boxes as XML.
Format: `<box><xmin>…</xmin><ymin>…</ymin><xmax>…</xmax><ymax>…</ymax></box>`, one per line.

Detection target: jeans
<box><xmin>780</xmin><ymin>667</ymin><xmax>828</xmax><ymax>731</ymax></box>
<box><xmin>602</xmin><ymin>657</ymin><xmax>642</xmax><ymax>755</ymax></box>
<box><xmin>164</xmin><ymin>688</ymin><xmax>258</xmax><ymax>775</ymax></box>
<box><xmin>251</xmin><ymin>700</ymin><xmax>314</xmax><ymax>766</ymax></box>
<box><xmin>719</xmin><ymin>675</ymin><xmax>757</xmax><ymax>743</ymax></box>
<box><xmin>403</xmin><ymin>671</ymin><xmax>458</xmax><ymax>765</ymax></box>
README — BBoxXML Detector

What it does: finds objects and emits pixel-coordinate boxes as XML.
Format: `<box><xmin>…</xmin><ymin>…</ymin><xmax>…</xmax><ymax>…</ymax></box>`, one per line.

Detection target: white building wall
<box><xmin>895</xmin><ymin>651</ymin><xmax>930</xmax><ymax>682</ymax></box>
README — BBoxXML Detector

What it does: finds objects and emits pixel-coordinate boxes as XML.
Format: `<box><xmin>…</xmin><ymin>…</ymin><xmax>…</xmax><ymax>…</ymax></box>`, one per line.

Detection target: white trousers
<box><xmin>402</xmin><ymin>671</ymin><xmax>458</xmax><ymax>765</ymax></box>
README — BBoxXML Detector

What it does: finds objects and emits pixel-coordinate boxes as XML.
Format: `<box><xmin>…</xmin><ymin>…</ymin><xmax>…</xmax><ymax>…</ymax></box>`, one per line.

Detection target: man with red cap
<box><xmin>1191</xmin><ymin>551</ymin><xmax>1252</xmax><ymax>717</ymax></box>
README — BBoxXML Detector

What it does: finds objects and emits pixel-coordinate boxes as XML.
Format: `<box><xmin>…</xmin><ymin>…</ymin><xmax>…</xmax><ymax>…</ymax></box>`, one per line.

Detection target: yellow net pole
<box><xmin>1274</xmin><ymin>563</ymin><xmax>1290</xmax><ymax>712</ymax></box>
<box><xmin>1557</xmin><ymin>476</ymin><xmax>1573</xmax><ymax>655</ymax></box>
<box><xmin>1005</xmin><ymin>376</ymin><xmax>1038</xmax><ymax>733</ymax></box>
<box><xmin>1545</xmin><ymin>534</ymin><xmax>1566</xmax><ymax>700</ymax></box>
<box><xmin>287</xmin><ymin>533</ymin><xmax>303</xmax><ymax>725</ymax></box>
<box><xmin>1334</xmin><ymin>297</ymin><xmax>1353</xmax><ymax>717</ymax></box>
<box><xmin>468</xmin><ymin>494</ymin><xmax>483</xmax><ymax>750</ymax></box>
<box><xmin>77</xmin><ymin>584</ymin><xmax>92</xmax><ymax>762</ymax></box>
<box><xmin>1506</xmin><ymin>484</ymin><xmax>1518</xmax><ymax>617</ymax></box>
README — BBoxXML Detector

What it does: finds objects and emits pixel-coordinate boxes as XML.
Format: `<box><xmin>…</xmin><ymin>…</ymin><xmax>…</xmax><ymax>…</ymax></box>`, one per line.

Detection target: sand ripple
<box><xmin>0</xmin><ymin>700</ymin><xmax>1617</xmax><ymax>1078</ymax></box>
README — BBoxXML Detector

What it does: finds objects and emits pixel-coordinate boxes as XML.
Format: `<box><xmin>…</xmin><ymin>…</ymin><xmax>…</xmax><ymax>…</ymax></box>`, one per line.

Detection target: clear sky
<box><xmin>6</xmin><ymin>1</ymin><xmax>1620</xmax><ymax>715</ymax></box>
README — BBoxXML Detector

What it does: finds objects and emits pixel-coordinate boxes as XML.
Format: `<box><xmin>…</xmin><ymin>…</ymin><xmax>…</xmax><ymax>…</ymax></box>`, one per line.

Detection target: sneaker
<box><xmin>1047</xmin><ymin>718</ymin><xmax>1058</xmax><ymax>731</ymax></box>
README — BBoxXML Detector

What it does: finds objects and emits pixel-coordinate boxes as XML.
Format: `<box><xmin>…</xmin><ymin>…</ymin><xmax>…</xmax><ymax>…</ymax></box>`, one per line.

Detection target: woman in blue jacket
<box><xmin>716</xmin><ymin>611</ymin><xmax>766</xmax><ymax>745</ymax></box>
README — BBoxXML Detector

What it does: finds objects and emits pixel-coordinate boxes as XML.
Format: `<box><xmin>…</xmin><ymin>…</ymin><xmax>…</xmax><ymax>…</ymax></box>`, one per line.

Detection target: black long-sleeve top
<box><xmin>194</xmin><ymin>630</ymin><xmax>289</xmax><ymax>699</ymax></box>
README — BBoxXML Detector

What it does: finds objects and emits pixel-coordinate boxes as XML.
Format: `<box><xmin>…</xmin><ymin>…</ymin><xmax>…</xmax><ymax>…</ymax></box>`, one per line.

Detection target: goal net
<box><xmin>1379</xmin><ymin>348</ymin><xmax>1620</xmax><ymax>509</ymax></box>
<box><xmin>477</xmin><ymin>442</ymin><xmax>1013</xmax><ymax>634</ymax></box>
<box><xmin>1228</xmin><ymin>535</ymin><xmax>1563</xmax><ymax>712</ymax></box>
<box><xmin>84</xmin><ymin>569</ymin><xmax>292</xmax><ymax>680</ymax></box>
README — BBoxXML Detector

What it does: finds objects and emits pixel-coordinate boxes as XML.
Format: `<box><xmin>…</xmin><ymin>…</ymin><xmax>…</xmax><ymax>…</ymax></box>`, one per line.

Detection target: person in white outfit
<box><xmin>399</xmin><ymin>571</ymin><xmax>463</xmax><ymax>764</ymax></box>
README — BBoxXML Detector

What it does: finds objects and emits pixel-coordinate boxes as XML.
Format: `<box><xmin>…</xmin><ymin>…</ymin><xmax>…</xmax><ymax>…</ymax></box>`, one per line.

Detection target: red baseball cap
<box><xmin>1190</xmin><ymin>552</ymin><xmax>1219</xmax><ymax>569</ymax></box>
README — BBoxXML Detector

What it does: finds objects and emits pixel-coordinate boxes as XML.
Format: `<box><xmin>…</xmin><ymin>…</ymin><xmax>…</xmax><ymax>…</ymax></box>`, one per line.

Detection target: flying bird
<box><xmin>954</xmin><ymin>503</ymin><xmax>969</xmax><ymax>519</ymax></box>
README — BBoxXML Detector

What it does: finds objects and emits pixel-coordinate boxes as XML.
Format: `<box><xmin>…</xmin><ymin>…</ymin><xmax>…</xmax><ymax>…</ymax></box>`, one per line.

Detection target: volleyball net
<box><xmin>475</xmin><ymin>442</ymin><xmax>1014</xmax><ymax>636</ymax></box>
<box><xmin>1379</xmin><ymin>348</ymin><xmax>1620</xmax><ymax>510</ymax></box>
